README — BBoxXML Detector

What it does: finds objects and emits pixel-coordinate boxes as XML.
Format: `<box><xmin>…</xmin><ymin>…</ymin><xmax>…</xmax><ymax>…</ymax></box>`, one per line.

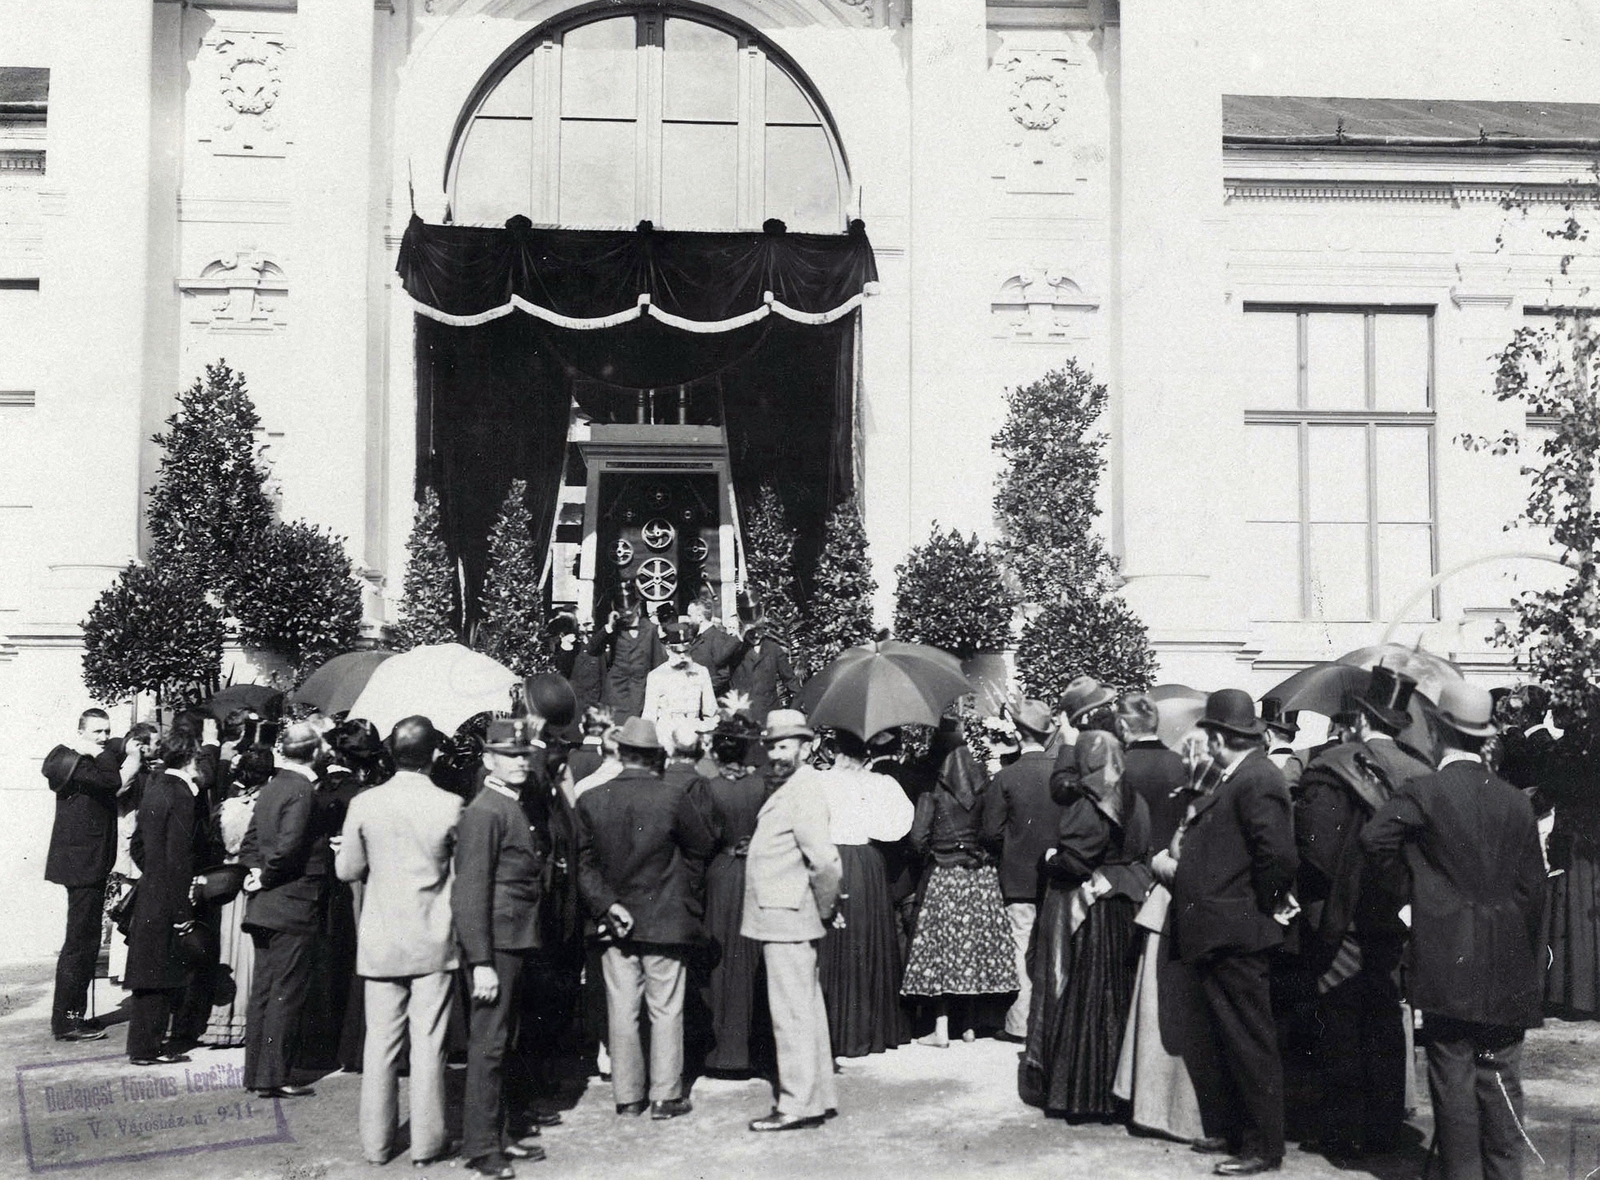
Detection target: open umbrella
<box><xmin>1149</xmin><ymin>684</ymin><xmax>1208</xmax><ymax>750</ymax></box>
<box><xmin>207</xmin><ymin>683</ymin><xmax>284</xmax><ymax>721</ymax></box>
<box><xmin>290</xmin><ymin>649</ymin><xmax>395</xmax><ymax>717</ymax></box>
<box><xmin>1336</xmin><ymin>642</ymin><xmax>1463</xmax><ymax>703</ymax></box>
<box><xmin>1261</xmin><ymin>662</ymin><xmax>1369</xmax><ymax>718</ymax></box>
<box><xmin>802</xmin><ymin>640</ymin><xmax>972</xmax><ymax>739</ymax></box>
<box><xmin>346</xmin><ymin>643</ymin><xmax>519</xmax><ymax>737</ymax></box>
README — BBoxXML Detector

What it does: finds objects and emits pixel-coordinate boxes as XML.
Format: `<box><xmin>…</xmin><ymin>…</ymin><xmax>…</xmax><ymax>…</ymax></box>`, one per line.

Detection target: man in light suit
<box><xmin>335</xmin><ymin>717</ymin><xmax>462</xmax><ymax>1167</ymax></box>
<box><xmin>741</xmin><ymin>710</ymin><xmax>842</xmax><ymax>1132</ymax></box>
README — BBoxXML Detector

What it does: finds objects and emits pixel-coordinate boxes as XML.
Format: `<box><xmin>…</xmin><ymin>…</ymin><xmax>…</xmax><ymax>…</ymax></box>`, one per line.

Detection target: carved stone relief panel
<box><xmin>180</xmin><ymin>252</ymin><xmax>288</xmax><ymax>333</ymax></box>
<box><xmin>990</xmin><ymin>43</ymin><xmax>1107</xmax><ymax>199</ymax></box>
<box><xmin>990</xmin><ymin>266</ymin><xmax>1099</xmax><ymax>340</ymax></box>
<box><xmin>197</xmin><ymin>30</ymin><xmax>291</xmax><ymax>157</ymax></box>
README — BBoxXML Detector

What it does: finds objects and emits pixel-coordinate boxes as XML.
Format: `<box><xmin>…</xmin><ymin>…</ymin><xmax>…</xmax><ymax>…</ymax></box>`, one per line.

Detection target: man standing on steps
<box><xmin>742</xmin><ymin>710</ymin><xmax>842</xmax><ymax>1132</ymax></box>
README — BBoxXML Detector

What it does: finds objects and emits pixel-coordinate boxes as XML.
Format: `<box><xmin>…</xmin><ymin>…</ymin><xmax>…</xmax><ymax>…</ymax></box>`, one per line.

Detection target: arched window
<box><xmin>449</xmin><ymin>10</ymin><xmax>848</xmax><ymax>232</ymax></box>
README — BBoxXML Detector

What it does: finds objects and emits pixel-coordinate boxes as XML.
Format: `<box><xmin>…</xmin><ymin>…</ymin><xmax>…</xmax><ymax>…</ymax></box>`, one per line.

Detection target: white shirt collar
<box><xmin>1219</xmin><ymin>748</ymin><xmax>1255</xmax><ymax>782</ymax></box>
<box><xmin>169</xmin><ymin>765</ymin><xmax>199</xmax><ymax>796</ymax></box>
<box><xmin>1438</xmin><ymin>750</ymin><xmax>1482</xmax><ymax>769</ymax></box>
<box><xmin>281</xmin><ymin>761</ymin><xmax>319</xmax><ymax>782</ymax></box>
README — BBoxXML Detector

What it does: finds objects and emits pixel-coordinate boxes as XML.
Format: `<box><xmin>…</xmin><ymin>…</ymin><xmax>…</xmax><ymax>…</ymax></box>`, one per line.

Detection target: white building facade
<box><xmin>0</xmin><ymin>0</ymin><xmax>1595</xmax><ymax>956</ymax></box>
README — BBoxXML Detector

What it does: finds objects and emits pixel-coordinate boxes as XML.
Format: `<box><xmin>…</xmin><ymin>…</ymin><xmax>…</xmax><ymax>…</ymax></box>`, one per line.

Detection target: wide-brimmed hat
<box><xmin>1009</xmin><ymin>698</ymin><xmax>1056</xmax><ymax>738</ymax></box>
<box><xmin>1259</xmin><ymin>696</ymin><xmax>1299</xmax><ymax>739</ymax></box>
<box><xmin>1058</xmin><ymin>675</ymin><xmax>1117</xmax><ymax>724</ymax></box>
<box><xmin>1355</xmin><ymin>664</ymin><xmax>1417</xmax><ymax>733</ymax></box>
<box><xmin>1196</xmin><ymin>688</ymin><xmax>1268</xmax><ymax>739</ymax></box>
<box><xmin>1433</xmin><ymin>681</ymin><xmax>1497</xmax><ymax>739</ymax></box>
<box><xmin>761</xmin><ymin>708</ymin><xmax>814</xmax><ymax>743</ymax></box>
<box><xmin>484</xmin><ymin>716</ymin><xmax>539</xmax><ymax>755</ymax></box>
<box><xmin>614</xmin><ymin>715</ymin><xmax>664</xmax><ymax>752</ymax></box>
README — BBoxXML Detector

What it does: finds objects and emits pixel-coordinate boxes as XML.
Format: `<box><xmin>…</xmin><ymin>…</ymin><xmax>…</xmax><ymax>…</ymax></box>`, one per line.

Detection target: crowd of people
<box><xmin>39</xmin><ymin>592</ymin><xmax>1595</xmax><ymax>1180</ymax></box>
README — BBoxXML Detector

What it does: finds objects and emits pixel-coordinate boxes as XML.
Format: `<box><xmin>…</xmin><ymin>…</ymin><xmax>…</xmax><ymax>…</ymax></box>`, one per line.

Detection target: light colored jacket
<box><xmin>335</xmin><ymin>770</ymin><xmax>463</xmax><ymax>978</ymax></box>
<box><xmin>740</xmin><ymin>766</ymin><xmax>843</xmax><ymax>943</ymax></box>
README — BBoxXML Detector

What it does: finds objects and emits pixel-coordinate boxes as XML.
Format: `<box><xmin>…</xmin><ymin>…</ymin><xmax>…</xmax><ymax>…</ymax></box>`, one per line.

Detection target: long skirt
<box><xmin>702</xmin><ymin>852</ymin><xmax>767</xmax><ymax>1072</ymax></box>
<box><xmin>820</xmin><ymin>843</ymin><xmax>908</xmax><ymax>1056</ymax></box>
<box><xmin>901</xmin><ymin>862</ymin><xmax>1017</xmax><ymax>998</ymax></box>
<box><xmin>1019</xmin><ymin>889</ymin><xmax>1137</xmax><ymax>1117</ymax></box>
<box><xmin>1544</xmin><ymin>818</ymin><xmax>1600</xmax><ymax>1016</ymax></box>
<box><xmin>201</xmin><ymin>891</ymin><xmax>254</xmax><ymax>1047</ymax></box>
<box><xmin>1112</xmin><ymin>923</ymin><xmax>1207</xmax><ymax>1140</ymax></box>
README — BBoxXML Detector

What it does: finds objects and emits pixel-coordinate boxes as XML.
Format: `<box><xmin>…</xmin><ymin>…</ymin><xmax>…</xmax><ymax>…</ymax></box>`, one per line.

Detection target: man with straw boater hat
<box><xmin>1362</xmin><ymin>681</ymin><xmax>1546</xmax><ymax>1180</ymax></box>
<box><xmin>1172</xmin><ymin>689</ymin><xmax>1298</xmax><ymax>1176</ymax></box>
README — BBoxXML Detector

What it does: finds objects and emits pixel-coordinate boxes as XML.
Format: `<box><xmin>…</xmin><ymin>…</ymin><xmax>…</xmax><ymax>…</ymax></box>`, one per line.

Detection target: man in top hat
<box><xmin>730</xmin><ymin>593</ymin><xmax>801</xmax><ymax>724</ymax></box>
<box><xmin>454</xmin><ymin>717</ymin><xmax>551</xmax><ymax>1176</ymax></box>
<box><xmin>574</xmin><ymin>716</ymin><xmax>716</xmax><ymax>1120</ymax></box>
<box><xmin>589</xmin><ymin>585</ymin><xmax>667</xmax><ymax>723</ymax></box>
<box><xmin>981</xmin><ymin>698</ymin><xmax>1063</xmax><ymax>1041</ymax></box>
<box><xmin>1361</xmin><ymin>681</ymin><xmax>1545</xmax><ymax>1180</ymax></box>
<box><xmin>1260</xmin><ymin>698</ymin><xmax>1305</xmax><ymax>795</ymax></box>
<box><xmin>642</xmin><ymin>621</ymin><xmax>718</xmax><ymax>732</ymax></box>
<box><xmin>742</xmin><ymin>710</ymin><xmax>843</xmax><ymax>1131</ymax></box>
<box><xmin>1293</xmin><ymin>665</ymin><xmax>1432</xmax><ymax>1160</ymax></box>
<box><xmin>240</xmin><ymin>719</ymin><xmax>329</xmax><ymax>1098</ymax></box>
<box><xmin>1172</xmin><ymin>690</ymin><xmax>1298</xmax><ymax>1176</ymax></box>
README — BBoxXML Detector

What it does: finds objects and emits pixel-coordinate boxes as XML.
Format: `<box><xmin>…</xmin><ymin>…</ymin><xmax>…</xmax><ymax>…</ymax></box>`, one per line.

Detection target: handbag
<box><xmin>106</xmin><ymin>874</ymin><xmax>138</xmax><ymax>936</ymax></box>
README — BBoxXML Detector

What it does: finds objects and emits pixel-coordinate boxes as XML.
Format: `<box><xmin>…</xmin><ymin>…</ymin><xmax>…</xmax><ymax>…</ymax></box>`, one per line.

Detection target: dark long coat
<box><xmin>591</xmin><ymin>623</ymin><xmax>666</xmax><ymax>720</ymax></box>
<box><xmin>1122</xmin><ymin>738</ymin><xmax>1190</xmax><ymax>852</ymax></box>
<box><xmin>575</xmin><ymin>766</ymin><xmax>717</xmax><ymax>947</ymax></box>
<box><xmin>241</xmin><ymin>768</ymin><xmax>324</xmax><ymax>936</ymax></box>
<box><xmin>728</xmin><ymin>638</ymin><xmax>800</xmax><ymax>724</ymax></box>
<box><xmin>125</xmin><ymin>772</ymin><xmax>201</xmax><ymax>991</ymax></box>
<box><xmin>43</xmin><ymin>745</ymin><xmax>123</xmax><ymax>887</ymax></box>
<box><xmin>1170</xmin><ymin>749</ymin><xmax>1298</xmax><ymax>964</ymax></box>
<box><xmin>453</xmin><ymin>783</ymin><xmax>546</xmax><ymax>962</ymax></box>
<box><xmin>689</xmin><ymin>624</ymin><xmax>744</xmax><ymax>696</ymax></box>
<box><xmin>980</xmin><ymin>749</ymin><xmax>1064</xmax><ymax>902</ymax></box>
<box><xmin>1361</xmin><ymin>759</ymin><xmax>1546</xmax><ymax>1028</ymax></box>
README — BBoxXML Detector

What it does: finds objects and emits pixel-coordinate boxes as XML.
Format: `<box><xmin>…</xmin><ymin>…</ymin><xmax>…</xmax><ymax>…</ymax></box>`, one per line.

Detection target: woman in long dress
<box><xmin>1018</xmin><ymin>728</ymin><xmax>1151</xmax><ymax>1119</ymax></box>
<box><xmin>818</xmin><ymin>730</ymin><xmax>915</xmax><ymax>1057</ymax></box>
<box><xmin>699</xmin><ymin>716</ymin><xmax>771</xmax><ymax>1073</ymax></box>
<box><xmin>202</xmin><ymin>747</ymin><xmax>274</xmax><ymax>1047</ymax></box>
<box><xmin>900</xmin><ymin>736</ymin><xmax>1018</xmax><ymax>1046</ymax></box>
<box><xmin>1538</xmin><ymin>735</ymin><xmax>1600</xmax><ymax>1016</ymax></box>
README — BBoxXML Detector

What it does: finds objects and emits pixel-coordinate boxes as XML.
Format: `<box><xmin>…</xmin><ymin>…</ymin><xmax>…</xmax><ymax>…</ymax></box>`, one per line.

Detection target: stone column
<box><xmin>284</xmin><ymin>1</ymin><xmax>376</xmax><ymax>558</ymax></box>
<box><xmin>907</xmin><ymin>0</ymin><xmax>992</xmax><ymax>536</ymax></box>
<box><xmin>32</xmin><ymin>0</ymin><xmax>155</xmax><ymax>624</ymax></box>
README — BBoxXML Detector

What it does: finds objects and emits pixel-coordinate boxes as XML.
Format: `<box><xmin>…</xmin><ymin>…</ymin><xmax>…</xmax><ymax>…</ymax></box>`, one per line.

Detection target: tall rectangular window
<box><xmin>1243</xmin><ymin>306</ymin><xmax>1437</xmax><ymax>623</ymax></box>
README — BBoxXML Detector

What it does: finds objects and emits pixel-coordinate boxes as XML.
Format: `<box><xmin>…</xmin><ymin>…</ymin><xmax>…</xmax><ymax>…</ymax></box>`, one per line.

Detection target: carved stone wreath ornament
<box><xmin>1001</xmin><ymin>54</ymin><xmax>1070</xmax><ymax>132</ymax></box>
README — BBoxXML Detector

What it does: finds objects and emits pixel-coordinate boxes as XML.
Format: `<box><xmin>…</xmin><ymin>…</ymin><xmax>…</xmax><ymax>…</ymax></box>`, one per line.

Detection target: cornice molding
<box><xmin>1225</xmin><ymin>178</ymin><xmax>1598</xmax><ymax>206</ymax></box>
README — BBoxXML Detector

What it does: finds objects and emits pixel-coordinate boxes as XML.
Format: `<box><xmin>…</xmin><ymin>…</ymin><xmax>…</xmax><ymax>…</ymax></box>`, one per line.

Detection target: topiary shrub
<box><xmin>1014</xmin><ymin>595</ymin><xmax>1157</xmax><ymax>705</ymax></box>
<box><xmin>232</xmin><ymin>520</ymin><xmax>364</xmax><ymax>678</ymax></box>
<box><xmin>476</xmin><ymin>479</ymin><xmax>552</xmax><ymax>677</ymax></box>
<box><xmin>892</xmin><ymin>525</ymin><xmax>1015</xmax><ymax>661</ymax></box>
<box><xmin>796</xmin><ymin>495</ymin><xmax>877</xmax><ymax>676</ymax></box>
<box><xmin>393</xmin><ymin>487</ymin><xmax>460</xmax><ymax>650</ymax></box>
<box><xmin>81</xmin><ymin>560</ymin><xmax>226</xmax><ymax>706</ymax></box>
<box><xmin>741</xmin><ymin>481</ymin><xmax>803</xmax><ymax>644</ymax></box>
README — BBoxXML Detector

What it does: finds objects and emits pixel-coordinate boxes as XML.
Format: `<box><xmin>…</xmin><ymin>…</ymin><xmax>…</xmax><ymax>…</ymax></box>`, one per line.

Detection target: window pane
<box><xmin>764</xmin><ymin>123</ymin><xmax>839</xmax><ymax>231</ymax></box>
<box><xmin>1374</xmin><ymin>426</ymin><xmax>1432</xmax><ymax>522</ymax></box>
<box><xmin>478</xmin><ymin>57</ymin><xmax>533</xmax><ymax>118</ymax></box>
<box><xmin>661</xmin><ymin>122</ymin><xmax>737</xmax><ymax>228</ymax></box>
<box><xmin>1239</xmin><ymin>312</ymin><xmax>1299</xmax><ymax>410</ymax></box>
<box><xmin>1374</xmin><ymin>313</ymin><xmax>1430</xmax><ymax>410</ymax></box>
<box><xmin>1246</xmin><ymin>423</ymin><xmax>1300</xmax><ymax>522</ymax></box>
<box><xmin>558</xmin><ymin>119</ymin><xmax>636</xmax><ymax>225</ymax></box>
<box><xmin>1307</xmin><ymin>424</ymin><xmax>1368</xmax><ymax>522</ymax></box>
<box><xmin>1306</xmin><ymin>312</ymin><xmax>1366</xmax><ymax>409</ymax></box>
<box><xmin>664</xmin><ymin>19</ymin><xmax>737</xmax><ymax>123</ymax></box>
<box><xmin>1377</xmin><ymin>524</ymin><xmax>1435</xmax><ymax>621</ymax></box>
<box><xmin>1248</xmin><ymin>522</ymin><xmax>1302</xmax><ymax>620</ymax></box>
<box><xmin>1308</xmin><ymin>523</ymin><xmax>1370</xmax><ymax>620</ymax></box>
<box><xmin>765</xmin><ymin>59</ymin><xmax>818</xmax><ymax>125</ymax></box>
<box><xmin>561</xmin><ymin>17</ymin><xmax>637</xmax><ymax>120</ymax></box>
<box><xmin>453</xmin><ymin>119</ymin><xmax>532</xmax><ymax>225</ymax></box>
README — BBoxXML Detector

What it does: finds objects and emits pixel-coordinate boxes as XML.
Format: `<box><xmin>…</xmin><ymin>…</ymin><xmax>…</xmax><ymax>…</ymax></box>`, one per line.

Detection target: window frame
<box><xmin>445</xmin><ymin>7</ymin><xmax>851</xmax><ymax>232</ymax></box>
<box><xmin>1243</xmin><ymin>303</ymin><xmax>1440</xmax><ymax>623</ymax></box>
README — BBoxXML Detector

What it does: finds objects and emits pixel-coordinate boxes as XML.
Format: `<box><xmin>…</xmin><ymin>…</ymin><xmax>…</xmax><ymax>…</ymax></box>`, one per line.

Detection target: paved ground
<box><xmin>0</xmin><ymin>959</ymin><xmax>1596</xmax><ymax>1180</ymax></box>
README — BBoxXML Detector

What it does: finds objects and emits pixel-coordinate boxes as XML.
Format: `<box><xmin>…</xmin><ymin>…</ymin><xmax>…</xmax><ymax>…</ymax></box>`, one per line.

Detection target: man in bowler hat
<box><xmin>1362</xmin><ymin>681</ymin><xmax>1545</xmax><ymax>1180</ymax></box>
<box><xmin>1173</xmin><ymin>689</ymin><xmax>1298</xmax><ymax>1175</ymax></box>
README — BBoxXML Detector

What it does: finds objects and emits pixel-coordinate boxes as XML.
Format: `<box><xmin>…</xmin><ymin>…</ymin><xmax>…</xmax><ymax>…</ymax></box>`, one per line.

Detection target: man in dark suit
<box><xmin>1295</xmin><ymin>665</ymin><xmax>1432</xmax><ymax>1160</ymax></box>
<box><xmin>590</xmin><ymin>593</ymin><xmax>667</xmax><ymax>722</ymax></box>
<box><xmin>1172</xmin><ymin>690</ymin><xmax>1298</xmax><ymax>1176</ymax></box>
<box><xmin>729</xmin><ymin>602</ymin><xmax>801</xmax><ymax>724</ymax></box>
<box><xmin>43</xmin><ymin>707</ymin><xmax>139</xmax><ymax>1041</ymax></box>
<box><xmin>240</xmin><ymin>720</ymin><xmax>326</xmax><ymax>1099</ymax></box>
<box><xmin>454</xmin><ymin>717</ymin><xmax>550</xmax><ymax>1175</ymax></box>
<box><xmin>1116</xmin><ymin>691</ymin><xmax>1189</xmax><ymax>850</ymax></box>
<box><xmin>1361</xmin><ymin>682</ymin><xmax>1545</xmax><ymax>1180</ymax></box>
<box><xmin>685</xmin><ymin>595</ymin><xmax>744</xmax><ymax>698</ymax></box>
<box><xmin>575</xmin><ymin>716</ymin><xmax>716</xmax><ymax>1120</ymax></box>
<box><xmin>980</xmin><ymin>698</ymin><xmax>1060</xmax><ymax>1041</ymax></box>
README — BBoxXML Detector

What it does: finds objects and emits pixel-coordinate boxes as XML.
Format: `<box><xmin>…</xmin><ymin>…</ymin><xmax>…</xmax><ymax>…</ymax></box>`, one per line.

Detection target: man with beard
<box><xmin>742</xmin><ymin>710</ymin><xmax>842</xmax><ymax>1131</ymax></box>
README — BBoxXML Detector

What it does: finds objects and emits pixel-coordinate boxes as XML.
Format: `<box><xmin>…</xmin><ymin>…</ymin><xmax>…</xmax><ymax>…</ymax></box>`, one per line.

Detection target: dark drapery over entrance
<box><xmin>399</xmin><ymin>216</ymin><xmax>876</xmax><ymax>622</ymax></box>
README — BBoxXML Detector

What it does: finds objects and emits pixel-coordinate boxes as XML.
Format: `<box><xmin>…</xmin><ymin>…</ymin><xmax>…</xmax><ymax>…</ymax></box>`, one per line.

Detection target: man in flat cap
<box><xmin>1173</xmin><ymin>690</ymin><xmax>1298</xmax><ymax>1176</ymax></box>
<box><xmin>454</xmin><ymin>717</ymin><xmax>550</xmax><ymax>1175</ymax></box>
<box><xmin>575</xmin><ymin>716</ymin><xmax>716</xmax><ymax>1120</ymax></box>
<box><xmin>743</xmin><ymin>710</ymin><xmax>843</xmax><ymax>1131</ymax></box>
<box><xmin>1362</xmin><ymin>681</ymin><xmax>1545</xmax><ymax>1180</ymax></box>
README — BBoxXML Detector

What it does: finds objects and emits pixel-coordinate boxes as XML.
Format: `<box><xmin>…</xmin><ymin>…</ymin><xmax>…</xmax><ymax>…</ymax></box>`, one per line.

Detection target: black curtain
<box><xmin>402</xmin><ymin>217</ymin><xmax>875</xmax><ymax>618</ymax></box>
